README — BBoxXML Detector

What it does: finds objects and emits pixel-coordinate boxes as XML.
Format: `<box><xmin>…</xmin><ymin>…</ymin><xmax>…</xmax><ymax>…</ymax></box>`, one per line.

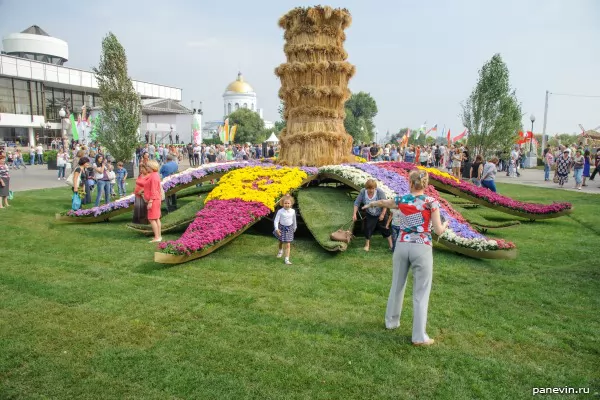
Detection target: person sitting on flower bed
<box><xmin>353</xmin><ymin>179</ymin><xmax>392</xmax><ymax>252</ymax></box>
<box><xmin>362</xmin><ymin>169</ymin><xmax>449</xmax><ymax>346</ymax></box>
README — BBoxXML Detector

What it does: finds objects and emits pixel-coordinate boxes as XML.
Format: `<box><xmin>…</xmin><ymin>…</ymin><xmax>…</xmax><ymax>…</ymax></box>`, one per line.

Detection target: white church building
<box><xmin>222</xmin><ymin>72</ymin><xmax>274</xmax><ymax>129</ymax></box>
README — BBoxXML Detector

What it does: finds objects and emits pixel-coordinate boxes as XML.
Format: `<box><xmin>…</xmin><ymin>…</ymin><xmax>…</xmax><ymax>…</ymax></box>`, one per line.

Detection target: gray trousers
<box><xmin>385</xmin><ymin>242</ymin><xmax>433</xmax><ymax>343</ymax></box>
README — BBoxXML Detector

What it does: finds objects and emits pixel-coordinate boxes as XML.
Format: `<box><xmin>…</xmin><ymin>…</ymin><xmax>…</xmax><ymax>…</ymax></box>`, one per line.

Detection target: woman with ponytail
<box><xmin>363</xmin><ymin>170</ymin><xmax>448</xmax><ymax>346</ymax></box>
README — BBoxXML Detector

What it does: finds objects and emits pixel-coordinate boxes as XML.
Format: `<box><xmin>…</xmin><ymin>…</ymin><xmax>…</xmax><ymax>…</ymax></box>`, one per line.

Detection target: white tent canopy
<box><xmin>266</xmin><ymin>132</ymin><xmax>279</xmax><ymax>142</ymax></box>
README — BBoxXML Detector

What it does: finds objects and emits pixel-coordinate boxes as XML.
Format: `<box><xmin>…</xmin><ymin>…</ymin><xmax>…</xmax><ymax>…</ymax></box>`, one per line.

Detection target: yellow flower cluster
<box><xmin>355</xmin><ymin>155</ymin><xmax>367</xmax><ymax>163</ymax></box>
<box><xmin>417</xmin><ymin>165</ymin><xmax>460</xmax><ymax>183</ymax></box>
<box><xmin>206</xmin><ymin>166</ymin><xmax>308</xmax><ymax>210</ymax></box>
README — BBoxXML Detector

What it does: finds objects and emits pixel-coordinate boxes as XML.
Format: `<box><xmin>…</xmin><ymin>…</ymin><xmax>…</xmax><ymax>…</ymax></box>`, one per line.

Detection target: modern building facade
<box><xmin>0</xmin><ymin>25</ymin><xmax>191</xmax><ymax>147</ymax></box>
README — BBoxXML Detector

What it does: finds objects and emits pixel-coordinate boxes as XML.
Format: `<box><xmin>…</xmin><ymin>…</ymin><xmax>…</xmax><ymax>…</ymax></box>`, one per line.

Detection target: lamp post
<box><xmin>526</xmin><ymin>113</ymin><xmax>536</xmax><ymax>168</ymax></box>
<box><xmin>59</xmin><ymin>107</ymin><xmax>68</xmax><ymax>150</ymax></box>
<box><xmin>529</xmin><ymin>114</ymin><xmax>535</xmax><ymax>154</ymax></box>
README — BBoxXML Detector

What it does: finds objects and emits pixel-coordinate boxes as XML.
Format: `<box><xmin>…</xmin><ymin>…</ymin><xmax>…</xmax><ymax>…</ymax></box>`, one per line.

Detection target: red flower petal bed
<box><xmin>380</xmin><ymin>162</ymin><xmax>572</xmax><ymax>215</ymax></box>
<box><xmin>158</xmin><ymin>199</ymin><xmax>270</xmax><ymax>256</ymax></box>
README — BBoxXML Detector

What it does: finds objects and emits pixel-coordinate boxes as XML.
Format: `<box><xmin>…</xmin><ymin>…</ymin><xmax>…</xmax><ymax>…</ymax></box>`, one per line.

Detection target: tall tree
<box><xmin>344</xmin><ymin>92</ymin><xmax>378</xmax><ymax>144</ymax></box>
<box><xmin>274</xmin><ymin>101</ymin><xmax>286</xmax><ymax>132</ymax></box>
<box><xmin>227</xmin><ymin>108</ymin><xmax>265</xmax><ymax>144</ymax></box>
<box><xmin>461</xmin><ymin>54</ymin><xmax>522</xmax><ymax>156</ymax></box>
<box><xmin>93</xmin><ymin>32</ymin><xmax>141</xmax><ymax>162</ymax></box>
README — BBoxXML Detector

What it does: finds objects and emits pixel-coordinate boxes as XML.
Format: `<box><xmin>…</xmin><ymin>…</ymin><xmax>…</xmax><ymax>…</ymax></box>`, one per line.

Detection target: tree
<box><xmin>344</xmin><ymin>92</ymin><xmax>378</xmax><ymax>144</ymax></box>
<box><xmin>461</xmin><ymin>54</ymin><xmax>522</xmax><ymax>157</ymax></box>
<box><xmin>548</xmin><ymin>133</ymin><xmax>579</xmax><ymax>148</ymax></box>
<box><xmin>227</xmin><ymin>108</ymin><xmax>265</xmax><ymax>144</ymax></box>
<box><xmin>274</xmin><ymin>101</ymin><xmax>286</xmax><ymax>132</ymax></box>
<box><xmin>93</xmin><ymin>32</ymin><xmax>141</xmax><ymax>162</ymax></box>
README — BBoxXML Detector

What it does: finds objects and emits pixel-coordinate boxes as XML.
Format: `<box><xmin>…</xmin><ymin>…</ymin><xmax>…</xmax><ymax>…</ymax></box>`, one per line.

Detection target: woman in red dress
<box><xmin>143</xmin><ymin>160</ymin><xmax>162</xmax><ymax>242</ymax></box>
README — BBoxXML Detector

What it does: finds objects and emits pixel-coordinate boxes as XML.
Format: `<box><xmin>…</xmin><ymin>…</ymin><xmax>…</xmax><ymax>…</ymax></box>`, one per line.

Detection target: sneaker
<box><xmin>277</xmin><ymin>251</ymin><xmax>283</xmax><ymax>258</ymax></box>
<box><xmin>58</xmin><ymin>178</ymin><xmax>61</xmax><ymax>180</ymax></box>
<box><xmin>413</xmin><ymin>338</ymin><xmax>435</xmax><ymax>346</ymax></box>
<box><xmin>284</xmin><ymin>259</ymin><xmax>292</xmax><ymax>265</ymax></box>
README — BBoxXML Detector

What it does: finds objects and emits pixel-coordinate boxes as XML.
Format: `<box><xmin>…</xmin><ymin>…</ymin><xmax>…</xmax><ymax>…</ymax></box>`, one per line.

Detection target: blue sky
<box><xmin>1</xmin><ymin>0</ymin><xmax>599</xmax><ymax>137</ymax></box>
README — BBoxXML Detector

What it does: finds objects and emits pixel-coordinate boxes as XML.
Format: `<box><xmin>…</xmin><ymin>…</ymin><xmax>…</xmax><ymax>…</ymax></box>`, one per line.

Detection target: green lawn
<box><xmin>0</xmin><ymin>183</ymin><xmax>598</xmax><ymax>399</ymax></box>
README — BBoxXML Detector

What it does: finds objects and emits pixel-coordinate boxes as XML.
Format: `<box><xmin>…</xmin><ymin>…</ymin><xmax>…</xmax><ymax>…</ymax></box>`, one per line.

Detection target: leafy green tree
<box><xmin>227</xmin><ymin>108</ymin><xmax>265</xmax><ymax>144</ymax></box>
<box><xmin>461</xmin><ymin>54</ymin><xmax>522</xmax><ymax>157</ymax></box>
<box><xmin>548</xmin><ymin>133</ymin><xmax>579</xmax><ymax>148</ymax></box>
<box><xmin>274</xmin><ymin>101</ymin><xmax>286</xmax><ymax>132</ymax></box>
<box><xmin>93</xmin><ymin>32</ymin><xmax>141</xmax><ymax>162</ymax></box>
<box><xmin>344</xmin><ymin>92</ymin><xmax>378</xmax><ymax>143</ymax></box>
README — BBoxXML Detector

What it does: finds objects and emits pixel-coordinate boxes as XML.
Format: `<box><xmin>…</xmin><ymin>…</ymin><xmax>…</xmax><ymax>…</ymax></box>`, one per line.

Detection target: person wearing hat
<box><xmin>555</xmin><ymin>149</ymin><xmax>572</xmax><ymax>188</ymax></box>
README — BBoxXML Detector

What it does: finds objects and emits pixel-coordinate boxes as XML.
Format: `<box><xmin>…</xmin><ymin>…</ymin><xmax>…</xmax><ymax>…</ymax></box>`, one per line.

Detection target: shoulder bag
<box><xmin>330</xmin><ymin>219</ymin><xmax>354</xmax><ymax>243</ymax></box>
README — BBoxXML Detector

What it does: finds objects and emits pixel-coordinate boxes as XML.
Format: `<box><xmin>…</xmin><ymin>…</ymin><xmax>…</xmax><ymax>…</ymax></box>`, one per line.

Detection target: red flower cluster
<box><xmin>159</xmin><ymin>199</ymin><xmax>270</xmax><ymax>255</ymax></box>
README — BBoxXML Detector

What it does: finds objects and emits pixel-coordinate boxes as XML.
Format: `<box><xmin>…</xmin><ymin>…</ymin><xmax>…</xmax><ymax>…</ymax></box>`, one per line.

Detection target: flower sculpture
<box><xmin>54</xmin><ymin>6</ymin><xmax>572</xmax><ymax>264</ymax></box>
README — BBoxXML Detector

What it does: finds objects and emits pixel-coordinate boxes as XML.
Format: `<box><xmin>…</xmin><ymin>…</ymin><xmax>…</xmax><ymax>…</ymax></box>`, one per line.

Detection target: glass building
<box><xmin>0</xmin><ymin>25</ymin><xmax>185</xmax><ymax>147</ymax></box>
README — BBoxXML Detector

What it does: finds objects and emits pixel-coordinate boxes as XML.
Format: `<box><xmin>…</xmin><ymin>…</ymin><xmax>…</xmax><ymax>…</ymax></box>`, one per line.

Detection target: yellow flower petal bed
<box><xmin>354</xmin><ymin>155</ymin><xmax>367</xmax><ymax>163</ymax></box>
<box><xmin>417</xmin><ymin>165</ymin><xmax>460</xmax><ymax>183</ymax></box>
<box><xmin>206</xmin><ymin>166</ymin><xmax>308</xmax><ymax>211</ymax></box>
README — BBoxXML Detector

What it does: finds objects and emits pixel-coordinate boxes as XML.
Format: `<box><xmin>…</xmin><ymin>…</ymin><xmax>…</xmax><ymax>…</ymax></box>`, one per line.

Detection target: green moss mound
<box><xmin>298</xmin><ymin>186</ymin><xmax>354</xmax><ymax>252</ymax></box>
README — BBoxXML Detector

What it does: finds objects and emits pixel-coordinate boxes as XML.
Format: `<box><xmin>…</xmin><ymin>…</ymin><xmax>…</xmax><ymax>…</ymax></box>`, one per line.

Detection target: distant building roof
<box><xmin>20</xmin><ymin>25</ymin><xmax>50</xmax><ymax>36</ymax></box>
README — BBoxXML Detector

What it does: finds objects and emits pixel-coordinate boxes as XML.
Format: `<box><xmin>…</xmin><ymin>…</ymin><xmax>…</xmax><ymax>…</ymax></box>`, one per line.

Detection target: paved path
<box><xmin>494</xmin><ymin>168</ymin><xmax>600</xmax><ymax>194</ymax></box>
<box><xmin>6</xmin><ymin>162</ymin><xmax>600</xmax><ymax>195</ymax></box>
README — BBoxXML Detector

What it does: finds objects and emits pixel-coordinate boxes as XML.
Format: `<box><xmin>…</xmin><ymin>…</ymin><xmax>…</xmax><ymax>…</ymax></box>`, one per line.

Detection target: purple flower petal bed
<box><xmin>350</xmin><ymin>163</ymin><xmax>485</xmax><ymax>241</ymax></box>
<box><xmin>381</xmin><ymin>161</ymin><xmax>572</xmax><ymax>218</ymax></box>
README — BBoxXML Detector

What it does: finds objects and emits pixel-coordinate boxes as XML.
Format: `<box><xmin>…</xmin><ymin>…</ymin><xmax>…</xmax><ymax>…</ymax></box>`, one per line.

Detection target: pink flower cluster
<box><xmin>158</xmin><ymin>199</ymin><xmax>270</xmax><ymax>255</ymax></box>
<box><xmin>382</xmin><ymin>162</ymin><xmax>572</xmax><ymax>215</ymax></box>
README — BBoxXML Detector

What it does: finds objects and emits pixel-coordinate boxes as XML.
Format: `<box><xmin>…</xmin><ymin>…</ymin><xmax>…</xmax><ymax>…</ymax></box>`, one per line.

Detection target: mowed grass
<box><xmin>0</xmin><ymin>183</ymin><xmax>598</xmax><ymax>399</ymax></box>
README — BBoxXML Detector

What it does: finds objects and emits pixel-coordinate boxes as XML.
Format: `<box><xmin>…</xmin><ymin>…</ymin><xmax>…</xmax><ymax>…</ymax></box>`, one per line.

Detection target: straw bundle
<box><xmin>276</xmin><ymin>6</ymin><xmax>355</xmax><ymax>167</ymax></box>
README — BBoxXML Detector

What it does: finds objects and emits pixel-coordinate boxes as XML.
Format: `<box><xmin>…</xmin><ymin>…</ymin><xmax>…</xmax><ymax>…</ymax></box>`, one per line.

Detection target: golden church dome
<box><xmin>225</xmin><ymin>72</ymin><xmax>254</xmax><ymax>93</ymax></box>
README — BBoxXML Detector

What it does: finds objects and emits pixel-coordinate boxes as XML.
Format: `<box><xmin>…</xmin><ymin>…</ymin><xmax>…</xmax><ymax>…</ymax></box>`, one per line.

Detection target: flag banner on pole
<box><xmin>446</xmin><ymin>129</ymin><xmax>451</xmax><ymax>144</ymax></box>
<box><xmin>425</xmin><ymin>124</ymin><xmax>438</xmax><ymax>135</ymax></box>
<box><xmin>70</xmin><ymin>114</ymin><xmax>79</xmax><ymax>141</ymax></box>
<box><xmin>230</xmin><ymin>125</ymin><xmax>238</xmax><ymax>143</ymax></box>
<box><xmin>452</xmin><ymin>129</ymin><xmax>468</xmax><ymax>143</ymax></box>
<box><xmin>223</xmin><ymin>118</ymin><xmax>230</xmax><ymax>143</ymax></box>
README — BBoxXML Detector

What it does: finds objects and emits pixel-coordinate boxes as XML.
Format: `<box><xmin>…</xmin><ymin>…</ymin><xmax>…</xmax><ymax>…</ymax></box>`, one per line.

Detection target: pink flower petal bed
<box><xmin>380</xmin><ymin>162</ymin><xmax>572</xmax><ymax>216</ymax></box>
<box><xmin>158</xmin><ymin>199</ymin><xmax>270</xmax><ymax>256</ymax></box>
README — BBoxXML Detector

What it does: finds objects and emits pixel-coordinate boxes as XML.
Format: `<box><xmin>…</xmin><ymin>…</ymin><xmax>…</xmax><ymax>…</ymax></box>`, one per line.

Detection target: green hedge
<box><xmin>22</xmin><ymin>150</ymin><xmax>58</xmax><ymax>163</ymax></box>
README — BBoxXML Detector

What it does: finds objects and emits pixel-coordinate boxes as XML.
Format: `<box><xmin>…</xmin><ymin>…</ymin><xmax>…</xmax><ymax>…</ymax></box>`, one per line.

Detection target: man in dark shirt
<box><xmin>186</xmin><ymin>143</ymin><xmax>194</xmax><ymax>166</ymax></box>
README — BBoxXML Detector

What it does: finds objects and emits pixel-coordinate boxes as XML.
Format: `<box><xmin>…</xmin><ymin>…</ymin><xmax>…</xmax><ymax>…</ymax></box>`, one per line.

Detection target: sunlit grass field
<box><xmin>0</xmin><ymin>183</ymin><xmax>598</xmax><ymax>399</ymax></box>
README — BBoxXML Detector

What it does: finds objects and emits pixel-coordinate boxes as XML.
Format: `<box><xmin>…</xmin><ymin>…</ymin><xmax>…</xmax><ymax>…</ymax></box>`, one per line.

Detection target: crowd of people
<box><xmin>543</xmin><ymin>144</ymin><xmax>599</xmax><ymax>190</ymax></box>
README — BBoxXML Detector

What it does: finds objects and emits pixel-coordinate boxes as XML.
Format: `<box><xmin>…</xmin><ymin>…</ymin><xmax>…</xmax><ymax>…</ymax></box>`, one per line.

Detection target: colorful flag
<box><xmin>425</xmin><ymin>124</ymin><xmax>438</xmax><ymax>135</ymax></box>
<box><xmin>223</xmin><ymin>118</ymin><xmax>230</xmax><ymax>143</ymax></box>
<box><xmin>446</xmin><ymin>129</ymin><xmax>451</xmax><ymax>144</ymax></box>
<box><xmin>230</xmin><ymin>125</ymin><xmax>238</xmax><ymax>143</ymax></box>
<box><xmin>70</xmin><ymin>113</ymin><xmax>79</xmax><ymax>141</ymax></box>
<box><xmin>452</xmin><ymin>129</ymin><xmax>468</xmax><ymax>143</ymax></box>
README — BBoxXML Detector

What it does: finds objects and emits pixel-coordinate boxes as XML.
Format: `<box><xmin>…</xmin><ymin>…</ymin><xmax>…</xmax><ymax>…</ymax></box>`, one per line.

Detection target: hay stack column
<box><xmin>275</xmin><ymin>6</ymin><xmax>355</xmax><ymax>167</ymax></box>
